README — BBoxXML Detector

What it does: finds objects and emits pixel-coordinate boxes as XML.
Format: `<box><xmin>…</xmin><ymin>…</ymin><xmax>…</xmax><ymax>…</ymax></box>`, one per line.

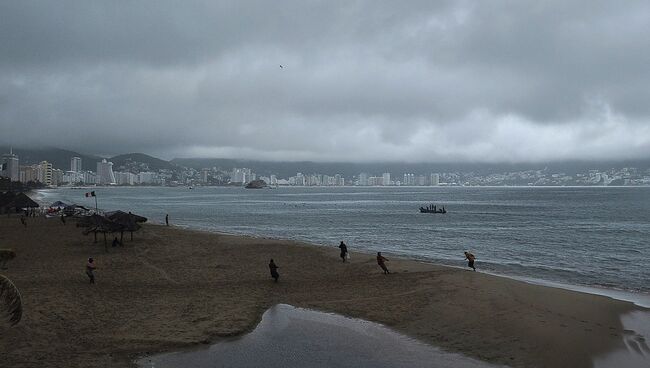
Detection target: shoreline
<box><xmin>34</xmin><ymin>187</ymin><xmax>650</xmax><ymax>306</ymax></box>
<box><xmin>108</xmin><ymin>220</ymin><xmax>650</xmax><ymax>308</ymax></box>
<box><xmin>1</xmin><ymin>216</ymin><xmax>646</xmax><ymax>367</ymax></box>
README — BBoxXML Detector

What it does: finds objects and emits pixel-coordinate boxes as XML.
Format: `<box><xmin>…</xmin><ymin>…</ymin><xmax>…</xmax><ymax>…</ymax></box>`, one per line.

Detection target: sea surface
<box><xmin>39</xmin><ymin>186</ymin><xmax>650</xmax><ymax>297</ymax></box>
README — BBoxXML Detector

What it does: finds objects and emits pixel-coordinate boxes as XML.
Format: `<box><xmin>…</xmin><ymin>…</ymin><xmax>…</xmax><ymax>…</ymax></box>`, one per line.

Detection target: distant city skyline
<box><xmin>2</xmin><ymin>2</ymin><xmax>650</xmax><ymax>162</ymax></box>
<box><xmin>3</xmin><ymin>147</ymin><xmax>649</xmax><ymax>188</ymax></box>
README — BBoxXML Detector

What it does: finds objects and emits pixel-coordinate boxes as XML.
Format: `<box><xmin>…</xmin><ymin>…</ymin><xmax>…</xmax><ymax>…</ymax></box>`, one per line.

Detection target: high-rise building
<box><xmin>51</xmin><ymin>169</ymin><xmax>64</xmax><ymax>186</ymax></box>
<box><xmin>20</xmin><ymin>166</ymin><xmax>38</xmax><ymax>183</ymax></box>
<box><xmin>200</xmin><ymin>169</ymin><xmax>210</xmax><ymax>183</ymax></box>
<box><xmin>294</xmin><ymin>172</ymin><xmax>305</xmax><ymax>186</ymax></box>
<box><xmin>137</xmin><ymin>171</ymin><xmax>158</xmax><ymax>184</ymax></box>
<box><xmin>231</xmin><ymin>168</ymin><xmax>252</xmax><ymax>184</ymax></box>
<box><xmin>115</xmin><ymin>172</ymin><xmax>137</xmax><ymax>185</ymax></box>
<box><xmin>334</xmin><ymin>174</ymin><xmax>344</xmax><ymax>186</ymax></box>
<box><xmin>71</xmin><ymin>157</ymin><xmax>82</xmax><ymax>172</ymax></box>
<box><xmin>358</xmin><ymin>173</ymin><xmax>369</xmax><ymax>186</ymax></box>
<box><xmin>83</xmin><ymin>171</ymin><xmax>97</xmax><ymax>184</ymax></box>
<box><xmin>1</xmin><ymin>149</ymin><xmax>20</xmax><ymax>181</ymax></box>
<box><xmin>96</xmin><ymin>159</ymin><xmax>116</xmax><ymax>185</ymax></box>
<box><xmin>430</xmin><ymin>173</ymin><xmax>439</xmax><ymax>186</ymax></box>
<box><xmin>37</xmin><ymin>161</ymin><xmax>53</xmax><ymax>185</ymax></box>
<box><xmin>382</xmin><ymin>173</ymin><xmax>391</xmax><ymax>186</ymax></box>
<box><xmin>403</xmin><ymin>173</ymin><xmax>415</xmax><ymax>186</ymax></box>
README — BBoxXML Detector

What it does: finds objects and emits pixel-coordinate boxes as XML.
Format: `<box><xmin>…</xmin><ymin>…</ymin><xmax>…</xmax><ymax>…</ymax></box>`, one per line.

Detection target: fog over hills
<box><xmin>4</xmin><ymin>146</ymin><xmax>648</xmax><ymax>178</ymax></box>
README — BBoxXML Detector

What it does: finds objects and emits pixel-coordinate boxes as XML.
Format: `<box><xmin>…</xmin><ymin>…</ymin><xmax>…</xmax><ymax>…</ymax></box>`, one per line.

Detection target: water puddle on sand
<box><xmin>593</xmin><ymin>310</ymin><xmax>650</xmax><ymax>367</ymax></box>
<box><xmin>138</xmin><ymin>304</ymin><xmax>506</xmax><ymax>368</ymax></box>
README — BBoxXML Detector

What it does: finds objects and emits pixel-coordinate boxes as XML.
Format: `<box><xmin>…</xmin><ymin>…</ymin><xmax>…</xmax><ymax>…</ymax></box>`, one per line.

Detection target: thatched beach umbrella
<box><xmin>106</xmin><ymin>211</ymin><xmax>147</xmax><ymax>242</ymax></box>
<box><xmin>0</xmin><ymin>192</ymin><xmax>15</xmax><ymax>206</ymax></box>
<box><xmin>0</xmin><ymin>192</ymin><xmax>39</xmax><ymax>215</ymax></box>
<box><xmin>105</xmin><ymin>210</ymin><xmax>147</xmax><ymax>223</ymax></box>
<box><xmin>79</xmin><ymin>214</ymin><xmax>123</xmax><ymax>251</ymax></box>
<box><xmin>10</xmin><ymin>193</ymin><xmax>39</xmax><ymax>210</ymax></box>
<box><xmin>0</xmin><ymin>274</ymin><xmax>22</xmax><ymax>326</ymax></box>
<box><xmin>0</xmin><ymin>192</ymin><xmax>17</xmax><ymax>215</ymax></box>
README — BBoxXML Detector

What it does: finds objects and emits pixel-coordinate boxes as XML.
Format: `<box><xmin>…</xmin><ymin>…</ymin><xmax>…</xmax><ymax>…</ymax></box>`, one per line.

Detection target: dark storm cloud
<box><xmin>1</xmin><ymin>0</ymin><xmax>649</xmax><ymax>162</ymax></box>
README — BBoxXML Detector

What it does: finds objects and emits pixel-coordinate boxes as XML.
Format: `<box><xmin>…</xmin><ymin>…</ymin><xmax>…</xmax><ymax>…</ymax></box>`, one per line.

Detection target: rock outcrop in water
<box><xmin>245</xmin><ymin>179</ymin><xmax>267</xmax><ymax>189</ymax></box>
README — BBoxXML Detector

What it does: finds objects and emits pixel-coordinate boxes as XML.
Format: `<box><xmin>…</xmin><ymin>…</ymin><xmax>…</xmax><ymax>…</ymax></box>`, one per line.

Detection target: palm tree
<box><xmin>0</xmin><ymin>274</ymin><xmax>22</xmax><ymax>325</ymax></box>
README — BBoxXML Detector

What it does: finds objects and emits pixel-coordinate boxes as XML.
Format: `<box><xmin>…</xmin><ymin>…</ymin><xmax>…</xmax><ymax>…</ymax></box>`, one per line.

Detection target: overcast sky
<box><xmin>1</xmin><ymin>1</ymin><xmax>650</xmax><ymax>162</ymax></box>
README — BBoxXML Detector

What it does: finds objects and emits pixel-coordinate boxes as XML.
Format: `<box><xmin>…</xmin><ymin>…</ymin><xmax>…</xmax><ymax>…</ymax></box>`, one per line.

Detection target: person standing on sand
<box><xmin>269</xmin><ymin>259</ymin><xmax>279</xmax><ymax>282</ymax></box>
<box><xmin>339</xmin><ymin>241</ymin><xmax>348</xmax><ymax>262</ymax></box>
<box><xmin>86</xmin><ymin>257</ymin><xmax>97</xmax><ymax>284</ymax></box>
<box><xmin>60</xmin><ymin>214</ymin><xmax>66</xmax><ymax>225</ymax></box>
<box><xmin>464</xmin><ymin>251</ymin><xmax>476</xmax><ymax>271</ymax></box>
<box><xmin>165</xmin><ymin>214</ymin><xmax>169</xmax><ymax>226</ymax></box>
<box><xmin>377</xmin><ymin>252</ymin><xmax>390</xmax><ymax>274</ymax></box>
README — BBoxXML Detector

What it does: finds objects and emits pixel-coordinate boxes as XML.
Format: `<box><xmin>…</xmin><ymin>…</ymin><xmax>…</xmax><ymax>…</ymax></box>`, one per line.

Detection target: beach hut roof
<box><xmin>79</xmin><ymin>214</ymin><xmax>123</xmax><ymax>233</ymax></box>
<box><xmin>12</xmin><ymin>193</ymin><xmax>40</xmax><ymax>208</ymax></box>
<box><xmin>105</xmin><ymin>210</ymin><xmax>147</xmax><ymax>223</ymax></box>
<box><xmin>0</xmin><ymin>192</ymin><xmax>17</xmax><ymax>207</ymax></box>
<box><xmin>50</xmin><ymin>201</ymin><xmax>69</xmax><ymax>208</ymax></box>
<box><xmin>0</xmin><ymin>192</ymin><xmax>39</xmax><ymax>210</ymax></box>
<box><xmin>105</xmin><ymin>211</ymin><xmax>141</xmax><ymax>232</ymax></box>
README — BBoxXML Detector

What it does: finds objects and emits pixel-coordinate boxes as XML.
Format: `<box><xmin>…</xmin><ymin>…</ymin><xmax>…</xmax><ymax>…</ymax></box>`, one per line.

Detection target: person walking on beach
<box><xmin>377</xmin><ymin>252</ymin><xmax>390</xmax><ymax>274</ymax></box>
<box><xmin>339</xmin><ymin>241</ymin><xmax>348</xmax><ymax>262</ymax></box>
<box><xmin>269</xmin><ymin>259</ymin><xmax>279</xmax><ymax>282</ymax></box>
<box><xmin>165</xmin><ymin>213</ymin><xmax>169</xmax><ymax>226</ymax></box>
<box><xmin>60</xmin><ymin>214</ymin><xmax>66</xmax><ymax>225</ymax></box>
<box><xmin>86</xmin><ymin>257</ymin><xmax>97</xmax><ymax>284</ymax></box>
<box><xmin>464</xmin><ymin>251</ymin><xmax>476</xmax><ymax>271</ymax></box>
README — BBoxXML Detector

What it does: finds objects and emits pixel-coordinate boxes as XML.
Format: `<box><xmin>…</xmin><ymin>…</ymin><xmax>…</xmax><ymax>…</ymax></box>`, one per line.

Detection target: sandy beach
<box><xmin>0</xmin><ymin>216</ymin><xmax>642</xmax><ymax>368</ymax></box>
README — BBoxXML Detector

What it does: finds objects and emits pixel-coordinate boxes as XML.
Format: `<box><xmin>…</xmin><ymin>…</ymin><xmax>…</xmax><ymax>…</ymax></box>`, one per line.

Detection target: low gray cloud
<box><xmin>1</xmin><ymin>0</ymin><xmax>649</xmax><ymax>162</ymax></box>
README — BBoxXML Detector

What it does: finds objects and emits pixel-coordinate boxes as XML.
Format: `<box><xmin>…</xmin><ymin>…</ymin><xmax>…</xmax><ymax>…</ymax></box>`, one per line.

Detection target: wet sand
<box><xmin>140</xmin><ymin>304</ymin><xmax>504</xmax><ymax>368</ymax></box>
<box><xmin>0</xmin><ymin>216</ymin><xmax>642</xmax><ymax>367</ymax></box>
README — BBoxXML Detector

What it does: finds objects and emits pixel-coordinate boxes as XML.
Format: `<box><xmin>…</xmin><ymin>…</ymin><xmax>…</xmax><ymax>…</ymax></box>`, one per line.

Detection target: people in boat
<box><xmin>464</xmin><ymin>251</ymin><xmax>476</xmax><ymax>271</ymax></box>
<box><xmin>339</xmin><ymin>241</ymin><xmax>348</xmax><ymax>262</ymax></box>
<box><xmin>269</xmin><ymin>259</ymin><xmax>280</xmax><ymax>282</ymax></box>
<box><xmin>377</xmin><ymin>252</ymin><xmax>390</xmax><ymax>274</ymax></box>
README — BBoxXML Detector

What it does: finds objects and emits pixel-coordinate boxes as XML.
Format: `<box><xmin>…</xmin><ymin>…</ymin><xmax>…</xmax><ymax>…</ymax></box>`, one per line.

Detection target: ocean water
<box><xmin>39</xmin><ymin>186</ymin><xmax>650</xmax><ymax>296</ymax></box>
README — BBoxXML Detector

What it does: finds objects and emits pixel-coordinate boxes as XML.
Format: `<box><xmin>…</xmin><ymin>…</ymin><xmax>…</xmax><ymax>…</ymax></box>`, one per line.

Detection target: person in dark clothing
<box><xmin>60</xmin><ymin>214</ymin><xmax>66</xmax><ymax>225</ymax></box>
<box><xmin>112</xmin><ymin>237</ymin><xmax>121</xmax><ymax>247</ymax></box>
<box><xmin>464</xmin><ymin>251</ymin><xmax>476</xmax><ymax>271</ymax></box>
<box><xmin>20</xmin><ymin>216</ymin><xmax>26</xmax><ymax>228</ymax></box>
<box><xmin>377</xmin><ymin>252</ymin><xmax>390</xmax><ymax>274</ymax></box>
<box><xmin>165</xmin><ymin>214</ymin><xmax>169</xmax><ymax>226</ymax></box>
<box><xmin>86</xmin><ymin>257</ymin><xmax>96</xmax><ymax>284</ymax></box>
<box><xmin>269</xmin><ymin>259</ymin><xmax>279</xmax><ymax>282</ymax></box>
<box><xmin>339</xmin><ymin>241</ymin><xmax>348</xmax><ymax>262</ymax></box>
